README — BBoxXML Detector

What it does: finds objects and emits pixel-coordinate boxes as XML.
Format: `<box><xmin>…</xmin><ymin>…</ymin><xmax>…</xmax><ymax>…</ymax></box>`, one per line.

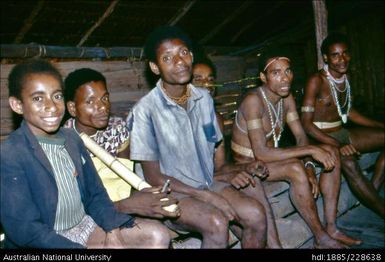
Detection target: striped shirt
<box><xmin>37</xmin><ymin>136</ymin><xmax>85</xmax><ymax>231</ymax></box>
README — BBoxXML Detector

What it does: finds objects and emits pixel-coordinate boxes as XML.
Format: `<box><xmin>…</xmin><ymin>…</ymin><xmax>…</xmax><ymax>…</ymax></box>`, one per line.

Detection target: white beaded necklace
<box><xmin>323</xmin><ymin>64</ymin><xmax>351</xmax><ymax>123</ymax></box>
<box><xmin>260</xmin><ymin>87</ymin><xmax>283</xmax><ymax>148</ymax></box>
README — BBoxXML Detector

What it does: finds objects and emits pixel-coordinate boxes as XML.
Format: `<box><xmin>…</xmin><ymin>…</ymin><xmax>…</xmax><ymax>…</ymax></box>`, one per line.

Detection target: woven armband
<box><xmin>301</xmin><ymin>106</ymin><xmax>315</xmax><ymax>113</ymax></box>
<box><xmin>247</xmin><ymin>119</ymin><xmax>262</xmax><ymax>130</ymax></box>
<box><xmin>286</xmin><ymin>111</ymin><xmax>299</xmax><ymax>122</ymax></box>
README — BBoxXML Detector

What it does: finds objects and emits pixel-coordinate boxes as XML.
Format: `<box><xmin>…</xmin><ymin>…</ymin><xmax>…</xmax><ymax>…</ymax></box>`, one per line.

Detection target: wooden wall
<box><xmin>345</xmin><ymin>15</ymin><xmax>384</xmax><ymax>118</ymax></box>
<box><xmin>0</xmin><ymin>56</ymin><xmax>245</xmax><ymax>140</ymax></box>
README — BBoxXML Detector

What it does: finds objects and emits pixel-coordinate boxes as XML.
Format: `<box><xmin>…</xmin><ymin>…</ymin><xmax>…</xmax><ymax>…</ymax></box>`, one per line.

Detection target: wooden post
<box><xmin>312</xmin><ymin>0</ymin><xmax>328</xmax><ymax>70</ymax></box>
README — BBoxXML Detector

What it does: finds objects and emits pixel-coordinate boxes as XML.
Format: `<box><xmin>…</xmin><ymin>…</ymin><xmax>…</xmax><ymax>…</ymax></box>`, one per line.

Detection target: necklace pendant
<box><xmin>341</xmin><ymin>114</ymin><xmax>347</xmax><ymax>123</ymax></box>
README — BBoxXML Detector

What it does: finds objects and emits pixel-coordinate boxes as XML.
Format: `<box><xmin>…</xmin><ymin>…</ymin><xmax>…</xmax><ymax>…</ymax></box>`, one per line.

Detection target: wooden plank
<box><xmin>0</xmin><ymin>45</ymin><xmax>144</xmax><ymax>59</ymax></box>
<box><xmin>0</xmin><ymin>61</ymin><xmax>151</xmax><ymax>137</ymax></box>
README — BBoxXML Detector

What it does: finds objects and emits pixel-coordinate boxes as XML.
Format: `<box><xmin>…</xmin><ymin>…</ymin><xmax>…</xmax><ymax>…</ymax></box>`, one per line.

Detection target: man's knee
<box><xmin>342</xmin><ymin>157</ymin><xmax>360</xmax><ymax>175</ymax></box>
<box><xmin>204</xmin><ymin>210</ymin><xmax>229</xmax><ymax>235</ymax></box>
<box><xmin>239</xmin><ymin>199</ymin><xmax>267</xmax><ymax>229</ymax></box>
<box><xmin>133</xmin><ymin>220</ymin><xmax>171</xmax><ymax>248</ymax></box>
<box><xmin>286</xmin><ymin>159</ymin><xmax>308</xmax><ymax>184</ymax></box>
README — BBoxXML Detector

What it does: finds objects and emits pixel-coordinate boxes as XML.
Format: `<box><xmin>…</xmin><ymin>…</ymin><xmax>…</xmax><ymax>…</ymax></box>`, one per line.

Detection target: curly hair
<box><xmin>321</xmin><ymin>32</ymin><xmax>349</xmax><ymax>55</ymax></box>
<box><xmin>8</xmin><ymin>58</ymin><xmax>63</xmax><ymax>100</ymax></box>
<box><xmin>64</xmin><ymin>68</ymin><xmax>106</xmax><ymax>102</ymax></box>
<box><xmin>144</xmin><ymin>25</ymin><xmax>193</xmax><ymax>63</ymax></box>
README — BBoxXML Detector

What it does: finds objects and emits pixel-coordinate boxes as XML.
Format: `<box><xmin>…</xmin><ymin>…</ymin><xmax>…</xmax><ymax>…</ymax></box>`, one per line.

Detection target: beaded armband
<box><xmin>286</xmin><ymin>111</ymin><xmax>299</xmax><ymax>122</ymax></box>
<box><xmin>247</xmin><ymin>119</ymin><xmax>262</xmax><ymax>130</ymax></box>
<box><xmin>301</xmin><ymin>106</ymin><xmax>315</xmax><ymax>113</ymax></box>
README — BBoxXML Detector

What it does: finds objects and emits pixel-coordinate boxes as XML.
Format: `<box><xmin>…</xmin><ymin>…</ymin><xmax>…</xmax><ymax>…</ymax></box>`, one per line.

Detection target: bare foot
<box><xmin>328</xmin><ymin>229</ymin><xmax>362</xmax><ymax>246</ymax></box>
<box><xmin>314</xmin><ymin>235</ymin><xmax>347</xmax><ymax>249</ymax></box>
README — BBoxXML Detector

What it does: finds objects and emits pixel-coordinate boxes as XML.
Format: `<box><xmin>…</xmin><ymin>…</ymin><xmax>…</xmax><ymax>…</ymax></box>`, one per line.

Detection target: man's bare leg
<box><xmin>167</xmin><ymin>196</ymin><xmax>229</xmax><ymax>248</ymax></box>
<box><xmin>346</xmin><ymin>127</ymin><xmax>385</xmax><ymax>217</ymax></box>
<box><xmin>341</xmin><ymin>157</ymin><xmax>385</xmax><ymax>218</ymax></box>
<box><xmin>119</xmin><ymin>218</ymin><xmax>171</xmax><ymax>248</ymax></box>
<box><xmin>266</xmin><ymin>159</ymin><xmax>346</xmax><ymax>248</ymax></box>
<box><xmin>87</xmin><ymin>225</ymin><xmax>106</xmax><ymax>248</ymax></box>
<box><xmin>219</xmin><ymin>186</ymin><xmax>267</xmax><ymax>248</ymax></box>
<box><xmin>372</xmin><ymin>151</ymin><xmax>385</xmax><ymax>190</ymax></box>
<box><xmin>241</xmin><ymin>179</ymin><xmax>282</xmax><ymax>248</ymax></box>
<box><xmin>319</xmin><ymin>153</ymin><xmax>362</xmax><ymax>246</ymax></box>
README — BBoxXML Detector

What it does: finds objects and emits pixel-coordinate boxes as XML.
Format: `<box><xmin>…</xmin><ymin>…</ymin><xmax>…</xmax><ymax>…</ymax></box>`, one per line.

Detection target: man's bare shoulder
<box><xmin>305</xmin><ymin>71</ymin><xmax>325</xmax><ymax>91</ymax></box>
<box><xmin>241</xmin><ymin>89</ymin><xmax>262</xmax><ymax>106</ymax></box>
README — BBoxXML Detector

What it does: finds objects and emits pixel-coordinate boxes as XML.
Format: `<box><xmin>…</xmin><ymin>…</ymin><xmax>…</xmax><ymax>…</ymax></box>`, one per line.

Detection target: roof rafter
<box><xmin>199</xmin><ymin>0</ymin><xmax>253</xmax><ymax>45</ymax></box>
<box><xmin>230</xmin><ymin>1</ymin><xmax>285</xmax><ymax>43</ymax></box>
<box><xmin>77</xmin><ymin>0</ymin><xmax>120</xmax><ymax>47</ymax></box>
<box><xmin>14</xmin><ymin>0</ymin><xmax>46</xmax><ymax>44</ymax></box>
<box><xmin>168</xmin><ymin>0</ymin><xmax>197</xmax><ymax>26</ymax></box>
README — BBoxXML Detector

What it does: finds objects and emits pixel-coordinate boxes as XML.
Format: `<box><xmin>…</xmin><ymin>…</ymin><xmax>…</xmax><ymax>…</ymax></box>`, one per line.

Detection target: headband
<box><xmin>263</xmin><ymin>57</ymin><xmax>290</xmax><ymax>72</ymax></box>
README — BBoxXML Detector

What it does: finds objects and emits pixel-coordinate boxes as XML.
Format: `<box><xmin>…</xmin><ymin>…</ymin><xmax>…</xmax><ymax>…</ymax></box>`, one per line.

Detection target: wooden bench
<box><xmin>171</xmin><ymin>80</ymin><xmax>381</xmax><ymax>248</ymax></box>
<box><xmin>170</xmin><ymin>152</ymin><xmax>380</xmax><ymax>249</ymax></box>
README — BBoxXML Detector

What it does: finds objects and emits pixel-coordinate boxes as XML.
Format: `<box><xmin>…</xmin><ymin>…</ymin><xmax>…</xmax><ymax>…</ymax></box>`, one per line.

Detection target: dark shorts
<box><xmin>328</xmin><ymin>128</ymin><xmax>352</xmax><ymax>145</ymax></box>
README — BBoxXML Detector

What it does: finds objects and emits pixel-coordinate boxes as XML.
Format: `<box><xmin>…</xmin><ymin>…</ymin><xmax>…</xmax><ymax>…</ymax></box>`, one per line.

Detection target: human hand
<box><xmin>244</xmin><ymin>160</ymin><xmax>269</xmax><ymax>180</ymax></box>
<box><xmin>310</xmin><ymin>146</ymin><xmax>336</xmax><ymax>171</ymax></box>
<box><xmin>129</xmin><ymin>187</ymin><xmax>180</xmax><ymax>218</ymax></box>
<box><xmin>229</xmin><ymin>171</ymin><xmax>256</xmax><ymax>189</ymax></box>
<box><xmin>339</xmin><ymin>144</ymin><xmax>360</xmax><ymax>157</ymax></box>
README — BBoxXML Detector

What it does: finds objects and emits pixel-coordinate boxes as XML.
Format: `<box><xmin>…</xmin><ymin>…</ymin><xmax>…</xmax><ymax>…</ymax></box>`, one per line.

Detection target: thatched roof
<box><xmin>1</xmin><ymin>0</ymin><xmax>382</xmax><ymax>57</ymax></box>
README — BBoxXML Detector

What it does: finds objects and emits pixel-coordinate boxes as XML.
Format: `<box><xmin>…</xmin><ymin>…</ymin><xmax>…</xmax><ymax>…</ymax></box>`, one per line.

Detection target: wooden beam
<box><xmin>168</xmin><ymin>0</ymin><xmax>197</xmax><ymax>26</ymax></box>
<box><xmin>199</xmin><ymin>1</ymin><xmax>253</xmax><ymax>45</ymax></box>
<box><xmin>312</xmin><ymin>0</ymin><xmax>328</xmax><ymax>69</ymax></box>
<box><xmin>0</xmin><ymin>44</ymin><xmax>143</xmax><ymax>59</ymax></box>
<box><xmin>14</xmin><ymin>0</ymin><xmax>45</xmax><ymax>44</ymax></box>
<box><xmin>230</xmin><ymin>1</ymin><xmax>285</xmax><ymax>44</ymax></box>
<box><xmin>77</xmin><ymin>0</ymin><xmax>120</xmax><ymax>47</ymax></box>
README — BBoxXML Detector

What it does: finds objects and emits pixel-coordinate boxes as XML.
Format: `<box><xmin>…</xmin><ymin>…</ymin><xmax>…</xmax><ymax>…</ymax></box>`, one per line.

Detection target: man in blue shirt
<box><xmin>128</xmin><ymin>25</ymin><xmax>269</xmax><ymax>248</ymax></box>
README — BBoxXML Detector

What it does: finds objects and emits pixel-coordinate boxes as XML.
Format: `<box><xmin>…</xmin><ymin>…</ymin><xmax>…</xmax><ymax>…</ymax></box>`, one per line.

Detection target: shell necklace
<box><xmin>323</xmin><ymin>64</ymin><xmax>351</xmax><ymax>123</ymax></box>
<box><xmin>161</xmin><ymin>83</ymin><xmax>191</xmax><ymax>105</ymax></box>
<box><xmin>260</xmin><ymin>87</ymin><xmax>284</xmax><ymax>148</ymax></box>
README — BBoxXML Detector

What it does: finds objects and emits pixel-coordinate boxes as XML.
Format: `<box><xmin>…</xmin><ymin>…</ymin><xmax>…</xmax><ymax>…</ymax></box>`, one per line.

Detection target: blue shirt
<box><xmin>128</xmin><ymin>80</ymin><xmax>222</xmax><ymax>189</ymax></box>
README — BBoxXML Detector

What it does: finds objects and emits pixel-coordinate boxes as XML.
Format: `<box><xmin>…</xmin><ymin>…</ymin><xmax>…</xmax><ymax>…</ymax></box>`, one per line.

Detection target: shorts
<box><xmin>57</xmin><ymin>215</ymin><xmax>97</xmax><ymax>247</ymax></box>
<box><xmin>327</xmin><ymin>128</ymin><xmax>352</xmax><ymax>145</ymax></box>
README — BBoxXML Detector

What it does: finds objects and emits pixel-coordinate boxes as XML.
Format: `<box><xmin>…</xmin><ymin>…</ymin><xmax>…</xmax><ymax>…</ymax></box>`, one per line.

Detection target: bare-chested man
<box><xmin>301</xmin><ymin>33</ymin><xmax>384</xmax><ymax>218</ymax></box>
<box><xmin>192</xmin><ymin>56</ymin><xmax>282</xmax><ymax>248</ymax></box>
<box><xmin>231</xmin><ymin>47</ymin><xmax>360</xmax><ymax>248</ymax></box>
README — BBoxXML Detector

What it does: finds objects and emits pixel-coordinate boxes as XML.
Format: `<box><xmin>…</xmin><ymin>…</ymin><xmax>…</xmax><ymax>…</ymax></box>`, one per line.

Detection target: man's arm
<box><xmin>348</xmin><ymin>108</ymin><xmax>385</xmax><ymax>129</ymax></box>
<box><xmin>214</xmin><ymin>161</ymin><xmax>269</xmax><ymax>189</ymax></box>
<box><xmin>213</xmin><ymin>112</ymin><xmax>226</xmax><ymax>171</ymax></box>
<box><xmin>301</xmin><ymin>74</ymin><xmax>341</xmax><ymax>147</ymax></box>
<box><xmin>244</xmin><ymin>93</ymin><xmax>332</xmax><ymax>167</ymax></box>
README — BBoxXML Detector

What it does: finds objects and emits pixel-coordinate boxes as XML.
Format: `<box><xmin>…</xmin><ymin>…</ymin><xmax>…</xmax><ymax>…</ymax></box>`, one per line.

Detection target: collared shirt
<box><xmin>64</xmin><ymin>116</ymin><xmax>129</xmax><ymax>157</ymax></box>
<box><xmin>37</xmin><ymin>136</ymin><xmax>85</xmax><ymax>231</ymax></box>
<box><xmin>127</xmin><ymin>80</ymin><xmax>222</xmax><ymax>189</ymax></box>
<box><xmin>64</xmin><ymin>116</ymin><xmax>133</xmax><ymax>202</ymax></box>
